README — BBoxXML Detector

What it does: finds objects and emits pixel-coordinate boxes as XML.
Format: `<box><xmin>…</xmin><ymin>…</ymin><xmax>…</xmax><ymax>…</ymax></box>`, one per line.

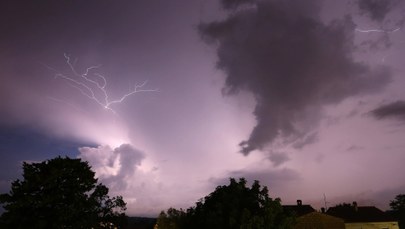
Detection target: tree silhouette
<box><xmin>390</xmin><ymin>194</ymin><xmax>405</xmax><ymax>229</ymax></box>
<box><xmin>157</xmin><ymin>178</ymin><xmax>294</xmax><ymax>229</ymax></box>
<box><xmin>0</xmin><ymin>156</ymin><xmax>126</xmax><ymax>229</ymax></box>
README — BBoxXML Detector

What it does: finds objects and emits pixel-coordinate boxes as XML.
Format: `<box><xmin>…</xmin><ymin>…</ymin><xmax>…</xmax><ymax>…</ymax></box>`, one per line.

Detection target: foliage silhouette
<box><xmin>390</xmin><ymin>194</ymin><xmax>405</xmax><ymax>229</ymax></box>
<box><xmin>156</xmin><ymin>178</ymin><xmax>294</xmax><ymax>229</ymax></box>
<box><xmin>0</xmin><ymin>156</ymin><xmax>126</xmax><ymax>229</ymax></box>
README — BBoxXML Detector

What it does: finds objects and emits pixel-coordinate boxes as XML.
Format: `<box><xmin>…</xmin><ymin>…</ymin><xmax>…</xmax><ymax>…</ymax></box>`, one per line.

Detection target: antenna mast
<box><xmin>323</xmin><ymin>193</ymin><xmax>329</xmax><ymax>210</ymax></box>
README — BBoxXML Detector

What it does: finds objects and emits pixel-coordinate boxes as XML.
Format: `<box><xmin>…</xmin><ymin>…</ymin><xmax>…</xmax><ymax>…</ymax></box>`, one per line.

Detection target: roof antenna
<box><xmin>323</xmin><ymin>193</ymin><xmax>330</xmax><ymax>211</ymax></box>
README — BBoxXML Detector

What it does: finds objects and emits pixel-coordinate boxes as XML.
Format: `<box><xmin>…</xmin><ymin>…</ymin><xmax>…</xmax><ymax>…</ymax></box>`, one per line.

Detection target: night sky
<box><xmin>1</xmin><ymin>0</ymin><xmax>405</xmax><ymax>216</ymax></box>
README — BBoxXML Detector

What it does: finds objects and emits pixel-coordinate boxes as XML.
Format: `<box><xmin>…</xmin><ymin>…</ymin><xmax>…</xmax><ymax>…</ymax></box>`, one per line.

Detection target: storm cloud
<box><xmin>268</xmin><ymin>151</ymin><xmax>290</xmax><ymax>167</ymax></box>
<box><xmin>199</xmin><ymin>0</ymin><xmax>391</xmax><ymax>155</ymax></box>
<box><xmin>371</xmin><ymin>100</ymin><xmax>405</xmax><ymax>121</ymax></box>
<box><xmin>357</xmin><ymin>0</ymin><xmax>399</xmax><ymax>22</ymax></box>
<box><xmin>79</xmin><ymin>144</ymin><xmax>144</xmax><ymax>189</ymax></box>
<box><xmin>2</xmin><ymin>0</ymin><xmax>405</xmax><ymax>216</ymax></box>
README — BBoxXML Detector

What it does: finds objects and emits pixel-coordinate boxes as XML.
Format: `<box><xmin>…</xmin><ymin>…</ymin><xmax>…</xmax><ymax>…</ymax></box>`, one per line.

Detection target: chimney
<box><xmin>297</xmin><ymin>199</ymin><xmax>302</xmax><ymax>206</ymax></box>
<box><xmin>352</xmin><ymin>201</ymin><xmax>358</xmax><ymax>212</ymax></box>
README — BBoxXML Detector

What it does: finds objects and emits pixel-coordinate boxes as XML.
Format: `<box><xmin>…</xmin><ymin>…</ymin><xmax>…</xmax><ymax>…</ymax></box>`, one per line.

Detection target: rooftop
<box><xmin>326</xmin><ymin>202</ymin><xmax>396</xmax><ymax>223</ymax></box>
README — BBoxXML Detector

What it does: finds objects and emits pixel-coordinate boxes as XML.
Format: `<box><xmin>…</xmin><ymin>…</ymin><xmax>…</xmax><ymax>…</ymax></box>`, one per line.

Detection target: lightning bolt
<box><xmin>354</xmin><ymin>26</ymin><xmax>403</xmax><ymax>63</ymax></box>
<box><xmin>355</xmin><ymin>27</ymin><xmax>401</xmax><ymax>33</ymax></box>
<box><xmin>45</xmin><ymin>54</ymin><xmax>157</xmax><ymax>115</ymax></box>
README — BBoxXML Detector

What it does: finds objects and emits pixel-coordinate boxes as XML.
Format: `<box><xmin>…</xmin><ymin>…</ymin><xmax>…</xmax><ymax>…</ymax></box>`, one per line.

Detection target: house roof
<box><xmin>294</xmin><ymin>212</ymin><xmax>345</xmax><ymax>229</ymax></box>
<box><xmin>283</xmin><ymin>204</ymin><xmax>315</xmax><ymax>217</ymax></box>
<box><xmin>326</xmin><ymin>205</ymin><xmax>396</xmax><ymax>223</ymax></box>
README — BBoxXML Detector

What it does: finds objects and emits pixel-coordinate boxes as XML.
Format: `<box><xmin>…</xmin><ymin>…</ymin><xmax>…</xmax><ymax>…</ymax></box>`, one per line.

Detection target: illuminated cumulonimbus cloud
<box><xmin>78</xmin><ymin>144</ymin><xmax>161</xmax><ymax>215</ymax></box>
<box><xmin>199</xmin><ymin>0</ymin><xmax>392</xmax><ymax>155</ymax></box>
<box><xmin>79</xmin><ymin>144</ymin><xmax>144</xmax><ymax>188</ymax></box>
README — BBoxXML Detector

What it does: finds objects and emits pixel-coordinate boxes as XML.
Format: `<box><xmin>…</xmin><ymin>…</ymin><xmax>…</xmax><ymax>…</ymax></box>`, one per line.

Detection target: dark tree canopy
<box><xmin>390</xmin><ymin>194</ymin><xmax>405</xmax><ymax>229</ymax></box>
<box><xmin>0</xmin><ymin>156</ymin><xmax>126</xmax><ymax>229</ymax></box>
<box><xmin>157</xmin><ymin>178</ymin><xmax>294</xmax><ymax>229</ymax></box>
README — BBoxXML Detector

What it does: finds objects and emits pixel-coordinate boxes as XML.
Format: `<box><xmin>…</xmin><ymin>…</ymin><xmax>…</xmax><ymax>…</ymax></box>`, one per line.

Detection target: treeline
<box><xmin>1</xmin><ymin>156</ymin><xmax>404</xmax><ymax>229</ymax></box>
<box><xmin>125</xmin><ymin>217</ymin><xmax>157</xmax><ymax>229</ymax></box>
<box><xmin>156</xmin><ymin>178</ymin><xmax>295</xmax><ymax>229</ymax></box>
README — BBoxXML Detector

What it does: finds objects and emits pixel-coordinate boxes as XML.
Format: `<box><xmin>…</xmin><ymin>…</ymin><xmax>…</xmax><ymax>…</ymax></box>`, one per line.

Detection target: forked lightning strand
<box><xmin>354</xmin><ymin>27</ymin><xmax>402</xmax><ymax>63</ymax></box>
<box><xmin>355</xmin><ymin>27</ymin><xmax>400</xmax><ymax>33</ymax></box>
<box><xmin>49</xmin><ymin>54</ymin><xmax>156</xmax><ymax>114</ymax></box>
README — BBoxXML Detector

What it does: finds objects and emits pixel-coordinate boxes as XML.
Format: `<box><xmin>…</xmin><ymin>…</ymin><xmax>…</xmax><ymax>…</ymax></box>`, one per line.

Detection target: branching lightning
<box><xmin>354</xmin><ymin>26</ymin><xmax>403</xmax><ymax>63</ymax></box>
<box><xmin>46</xmin><ymin>54</ymin><xmax>157</xmax><ymax>115</ymax></box>
<box><xmin>355</xmin><ymin>27</ymin><xmax>401</xmax><ymax>33</ymax></box>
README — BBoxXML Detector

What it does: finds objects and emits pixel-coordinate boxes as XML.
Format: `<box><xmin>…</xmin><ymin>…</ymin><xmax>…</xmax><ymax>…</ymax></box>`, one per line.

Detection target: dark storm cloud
<box><xmin>371</xmin><ymin>101</ymin><xmax>405</xmax><ymax>121</ymax></box>
<box><xmin>199</xmin><ymin>0</ymin><xmax>391</xmax><ymax>155</ymax></box>
<box><xmin>292</xmin><ymin>132</ymin><xmax>318</xmax><ymax>149</ymax></box>
<box><xmin>0</xmin><ymin>0</ymin><xmax>141</xmax><ymax>48</ymax></box>
<box><xmin>221</xmin><ymin>0</ymin><xmax>255</xmax><ymax>10</ymax></box>
<box><xmin>346</xmin><ymin>144</ymin><xmax>364</xmax><ymax>152</ymax></box>
<box><xmin>268</xmin><ymin>151</ymin><xmax>290</xmax><ymax>167</ymax></box>
<box><xmin>357</xmin><ymin>0</ymin><xmax>399</xmax><ymax>22</ymax></box>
